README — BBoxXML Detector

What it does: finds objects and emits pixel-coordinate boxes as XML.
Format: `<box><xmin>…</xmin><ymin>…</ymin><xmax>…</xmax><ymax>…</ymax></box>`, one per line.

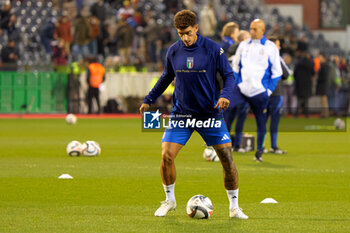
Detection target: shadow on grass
<box><xmin>244</xmin><ymin>161</ymin><xmax>294</xmax><ymax>169</ymax></box>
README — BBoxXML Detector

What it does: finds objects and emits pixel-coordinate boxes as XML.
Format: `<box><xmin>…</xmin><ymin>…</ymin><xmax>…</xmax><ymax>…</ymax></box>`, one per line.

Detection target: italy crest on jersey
<box><xmin>187</xmin><ymin>57</ymin><xmax>194</xmax><ymax>69</ymax></box>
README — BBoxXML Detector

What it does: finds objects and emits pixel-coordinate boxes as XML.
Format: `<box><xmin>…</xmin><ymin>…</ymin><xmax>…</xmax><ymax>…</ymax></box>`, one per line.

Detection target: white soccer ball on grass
<box><xmin>81</xmin><ymin>141</ymin><xmax>101</xmax><ymax>157</ymax></box>
<box><xmin>66</xmin><ymin>140</ymin><xmax>82</xmax><ymax>156</ymax></box>
<box><xmin>203</xmin><ymin>147</ymin><xmax>219</xmax><ymax>162</ymax></box>
<box><xmin>65</xmin><ymin>114</ymin><xmax>77</xmax><ymax>124</ymax></box>
<box><xmin>186</xmin><ymin>195</ymin><xmax>213</xmax><ymax>219</ymax></box>
<box><xmin>334</xmin><ymin>118</ymin><xmax>345</xmax><ymax>130</ymax></box>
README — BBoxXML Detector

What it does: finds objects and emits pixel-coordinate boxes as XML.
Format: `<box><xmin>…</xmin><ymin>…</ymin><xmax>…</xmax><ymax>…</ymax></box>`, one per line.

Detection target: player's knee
<box><xmin>215</xmin><ymin>147</ymin><xmax>232</xmax><ymax>164</ymax></box>
<box><xmin>161</xmin><ymin>149</ymin><xmax>175</xmax><ymax>165</ymax></box>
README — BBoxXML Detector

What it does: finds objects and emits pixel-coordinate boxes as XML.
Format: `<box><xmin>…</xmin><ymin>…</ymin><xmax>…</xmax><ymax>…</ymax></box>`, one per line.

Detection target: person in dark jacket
<box><xmin>293</xmin><ymin>52</ymin><xmax>315</xmax><ymax>118</ymax></box>
<box><xmin>40</xmin><ymin>18</ymin><xmax>57</xmax><ymax>54</ymax></box>
<box><xmin>115</xmin><ymin>18</ymin><xmax>134</xmax><ymax>62</ymax></box>
<box><xmin>316</xmin><ymin>53</ymin><xmax>330</xmax><ymax>118</ymax></box>
<box><xmin>0</xmin><ymin>39</ymin><xmax>19</xmax><ymax>71</ymax></box>
<box><xmin>90</xmin><ymin>0</ymin><xmax>106</xmax><ymax>22</ymax></box>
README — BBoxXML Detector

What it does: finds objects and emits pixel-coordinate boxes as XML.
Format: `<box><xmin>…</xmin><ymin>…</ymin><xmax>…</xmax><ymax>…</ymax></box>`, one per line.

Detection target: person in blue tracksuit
<box><xmin>219</xmin><ymin>22</ymin><xmax>239</xmax><ymax>56</ymax></box>
<box><xmin>139</xmin><ymin>10</ymin><xmax>248</xmax><ymax>219</ymax></box>
<box><xmin>223</xmin><ymin>30</ymin><xmax>251</xmax><ymax>152</ymax></box>
<box><xmin>232</xmin><ymin>19</ymin><xmax>282</xmax><ymax>162</ymax></box>
<box><xmin>265</xmin><ymin>37</ymin><xmax>289</xmax><ymax>154</ymax></box>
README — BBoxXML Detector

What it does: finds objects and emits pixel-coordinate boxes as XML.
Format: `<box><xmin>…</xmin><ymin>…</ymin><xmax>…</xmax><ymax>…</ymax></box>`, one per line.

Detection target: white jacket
<box><xmin>232</xmin><ymin>36</ymin><xmax>282</xmax><ymax>97</ymax></box>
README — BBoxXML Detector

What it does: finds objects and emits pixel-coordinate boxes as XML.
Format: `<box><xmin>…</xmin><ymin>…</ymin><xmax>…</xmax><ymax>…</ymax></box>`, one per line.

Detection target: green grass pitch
<box><xmin>0</xmin><ymin>117</ymin><xmax>349</xmax><ymax>232</ymax></box>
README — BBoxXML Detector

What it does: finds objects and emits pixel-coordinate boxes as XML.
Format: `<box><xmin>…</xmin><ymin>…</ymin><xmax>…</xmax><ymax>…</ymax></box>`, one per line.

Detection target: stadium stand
<box><xmin>0</xmin><ymin>0</ymin><xmax>349</xmax><ymax>115</ymax></box>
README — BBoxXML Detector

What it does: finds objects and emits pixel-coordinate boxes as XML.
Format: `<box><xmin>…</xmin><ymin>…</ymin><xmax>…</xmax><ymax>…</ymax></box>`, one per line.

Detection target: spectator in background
<box><xmin>199</xmin><ymin>3</ymin><xmax>217</xmax><ymax>39</ymax></box>
<box><xmin>103</xmin><ymin>22</ymin><xmax>118</xmax><ymax>56</ymax></box>
<box><xmin>88</xmin><ymin>16</ymin><xmax>101</xmax><ymax>56</ymax></box>
<box><xmin>337</xmin><ymin>57</ymin><xmax>349</xmax><ymax>115</ymax></box>
<box><xmin>55</xmin><ymin>13</ymin><xmax>73</xmax><ymax>54</ymax></box>
<box><xmin>159</xmin><ymin>24</ymin><xmax>173</xmax><ymax>65</ymax></box>
<box><xmin>90</xmin><ymin>0</ymin><xmax>106</xmax><ymax>22</ymax></box>
<box><xmin>0</xmin><ymin>39</ymin><xmax>19</xmax><ymax>71</ymax></box>
<box><xmin>76</xmin><ymin>0</ymin><xmax>83</xmax><ymax>15</ymax></box>
<box><xmin>282</xmin><ymin>53</ymin><xmax>295</xmax><ymax>115</ymax></box>
<box><xmin>0</xmin><ymin>2</ymin><xmax>11</xmax><ymax>30</ymax></box>
<box><xmin>297</xmin><ymin>35</ymin><xmax>308</xmax><ymax>52</ymax></box>
<box><xmin>2</xmin><ymin>14</ymin><xmax>19</xmax><ymax>41</ymax></box>
<box><xmin>52</xmin><ymin>39</ymin><xmax>68</xmax><ymax>67</ymax></box>
<box><xmin>99</xmin><ymin>22</ymin><xmax>111</xmax><ymax>56</ymax></box>
<box><xmin>72</xmin><ymin>14</ymin><xmax>90</xmax><ymax>60</ymax></box>
<box><xmin>294</xmin><ymin>52</ymin><xmax>314</xmax><ymax>118</ymax></box>
<box><xmin>328</xmin><ymin>56</ymin><xmax>340</xmax><ymax>115</ymax></box>
<box><xmin>165</xmin><ymin>0</ymin><xmax>181</xmax><ymax>14</ymax></box>
<box><xmin>116</xmin><ymin>18</ymin><xmax>134</xmax><ymax>63</ymax></box>
<box><xmin>216</xmin><ymin>13</ymin><xmax>229</xmax><ymax>39</ymax></box>
<box><xmin>86</xmin><ymin>56</ymin><xmax>105</xmax><ymax>114</ymax></box>
<box><xmin>117</xmin><ymin>0</ymin><xmax>134</xmax><ymax>21</ymax></box>
<box><xmin>40</xmin><ymin>18</ymin><xmax>58</xmax><ymax>55</ymax></box>
<box><xmin>316</xmin><ymin>53</ymin><xmax>330</xmax><ymax>118</ymax></box>
<box><xmin>144</xmin><ymin>17</ymin><xmax>159</xmax><ymax>64</ymax></box>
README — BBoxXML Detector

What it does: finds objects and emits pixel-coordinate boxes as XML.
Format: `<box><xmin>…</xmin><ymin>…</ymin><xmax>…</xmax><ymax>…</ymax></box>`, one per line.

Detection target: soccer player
<box><xmin>223</xmin><ymin>30</ymin><xmax>251</xmax><ymax>152</ymax></box>
<box><xmin>139</xmin><ymin>10</ymin><xmax>248</xmax><ymax>219</ymax></box>
<box><xmin>219</xmin><ymin>22</ymin><xmax>239</xmax><ymax>56</ymax></box>
<box><xmin>232</xmin><ymin>19</ymin><xmax>282</xmax><ymax>162</ymax></box>
<box><xmin>265</xmin><ymin>36</ymin><xmax>290</xmax><ymax>154</ymax></box>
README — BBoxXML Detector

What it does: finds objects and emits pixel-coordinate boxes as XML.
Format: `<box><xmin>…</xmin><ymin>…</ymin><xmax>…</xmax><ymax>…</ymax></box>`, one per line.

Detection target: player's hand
<box><xmin>139</xmin><ymin>103</ymin><xmax>150</xmax><ymax>115</ymax></box>
<box><xmin>215</xmin><ymin>98</ymin><xmax>230</xmax><ymax>111</ymax></box>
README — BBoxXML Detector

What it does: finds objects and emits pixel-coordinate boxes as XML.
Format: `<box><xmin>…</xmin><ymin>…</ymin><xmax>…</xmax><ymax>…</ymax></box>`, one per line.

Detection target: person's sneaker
<box><xmin>233</xmin><ymin>146</ymin><xmax>247</xmax><ymax>153</ymax></box>
<box><xmin>154</xmin><ymin>200</ymin><xmax>176</xmax><ymax>217</ymax></box>
<box><xmin>269</xmin><ymin>148</ymin><xmax>287</xmax><ymax>155</ymax></box>
<box><xmin>254</xmin><ymin>150</ymin><xmax>263</xmax><ymax>162</ymax></box>
<box><xmin>230</xmin><ymin>208</ymin><xmax>249</xmax><ymax>219</ymax></box>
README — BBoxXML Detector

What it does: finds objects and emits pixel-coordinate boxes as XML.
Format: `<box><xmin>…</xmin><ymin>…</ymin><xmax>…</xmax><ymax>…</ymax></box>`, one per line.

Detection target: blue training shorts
<box><xmin>162</xmin><ymin>118</ymin><xmax>231</xmax><ymax>146</ymax></box>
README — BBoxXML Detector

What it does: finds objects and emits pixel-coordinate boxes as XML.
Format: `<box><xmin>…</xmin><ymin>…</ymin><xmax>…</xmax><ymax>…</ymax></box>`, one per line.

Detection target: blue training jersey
<box><xmin>143</xmin><ymin>34</ymin><xmax>234</xmax><ymax>118</ymax></box>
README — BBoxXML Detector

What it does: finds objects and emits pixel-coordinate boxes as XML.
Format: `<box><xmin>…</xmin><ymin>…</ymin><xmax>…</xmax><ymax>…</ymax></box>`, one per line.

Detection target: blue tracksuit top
<box><xmin>143</xmin><ymin>34</ymin><xmax>235</xmax><ymax>118</ymax></box>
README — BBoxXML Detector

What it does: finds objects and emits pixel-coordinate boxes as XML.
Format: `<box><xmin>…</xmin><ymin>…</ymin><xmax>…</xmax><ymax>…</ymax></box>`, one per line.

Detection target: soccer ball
<box><xmin>334</xmin><ymin>118</ymin><xmax>345</xmax><ymax>130</ymax></box>
<box><xmin>66</xmin><ymin>114</ymin><xmax>77</xmax><ymax>124</ymax></box>
<box><xmin>66</xmin><ymin>140</ymin><xmax>82</xmax><ymax>156</ymax></box>
<box><xmin>81</xmin><ymin>141</ymin><xmax>101</xmax><ymax>157</ymax></box>
<box><xmin>186</xmin><ymin>195</ymin><xmax>213</xmax><ymax>219</ymax></box>
<box><xmin>203</xmin><ymin>147</ymin><xmax>219</xmax><ymax>162</ymax></box>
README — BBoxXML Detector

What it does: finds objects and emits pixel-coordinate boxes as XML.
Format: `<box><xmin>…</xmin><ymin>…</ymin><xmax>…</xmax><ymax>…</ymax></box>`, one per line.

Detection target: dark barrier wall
<box><xmin>0</xmin><ymin>72</ymin><xmax>68</xmax><ymax>113</ymax></box>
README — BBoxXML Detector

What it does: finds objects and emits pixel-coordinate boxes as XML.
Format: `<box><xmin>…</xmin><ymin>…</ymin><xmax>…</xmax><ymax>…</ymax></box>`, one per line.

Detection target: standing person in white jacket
<box><xmin>232</xmin><ymin>19</ymin><xmax>282</xmax><ymax>162</ymax></box>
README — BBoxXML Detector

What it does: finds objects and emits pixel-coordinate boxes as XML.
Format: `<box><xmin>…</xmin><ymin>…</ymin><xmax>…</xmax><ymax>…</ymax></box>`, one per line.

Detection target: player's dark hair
<box><xmin>174</xmin><ymin>10</ymin><xmax>197</xmax><ymax>30</ymax></box>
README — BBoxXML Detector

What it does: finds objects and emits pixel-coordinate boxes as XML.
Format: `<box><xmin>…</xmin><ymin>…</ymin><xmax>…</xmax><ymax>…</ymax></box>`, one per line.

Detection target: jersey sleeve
<box><xmin>216</xmin><ymin>47</ymin><xmax>234</xmax><ymax>101</ymax></box>
<box><xmin>143</xmin><ymin>50</ymin><xmax>175</xmax><ymax>105</ymax></box>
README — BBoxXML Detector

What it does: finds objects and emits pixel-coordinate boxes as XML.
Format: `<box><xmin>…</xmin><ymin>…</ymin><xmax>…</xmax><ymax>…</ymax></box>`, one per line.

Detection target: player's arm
<box><xmin>232</xmin><ymin>43</ymin><xmax>243</xmax><ymax>84</ymax></box>
<box><xmin>267</xmin><ymin>44</ymin><xmax>283</xmax><ymax>95</ymax></box>
<box><xmin>280</xmin><ymin>58</ymin><xmax>290</xmax><ymax>80</ymax></box>
<box><xmin>216</xmin><ymin>47</ymin><xmax>235</xmax><ymax>111</ymax></box>
<box><xmin>140</xmin><ymin>52</ymin><xmax>175</xmax><ymax>114</ymax></box>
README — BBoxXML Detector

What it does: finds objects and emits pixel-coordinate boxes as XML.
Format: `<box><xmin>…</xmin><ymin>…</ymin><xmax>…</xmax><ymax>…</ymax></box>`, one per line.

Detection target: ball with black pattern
<box><xmin>186</xmin><ymin>195</ymin><xmax>213</xmax><ymax>219</ymax></box>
